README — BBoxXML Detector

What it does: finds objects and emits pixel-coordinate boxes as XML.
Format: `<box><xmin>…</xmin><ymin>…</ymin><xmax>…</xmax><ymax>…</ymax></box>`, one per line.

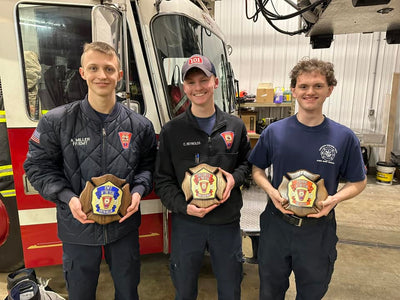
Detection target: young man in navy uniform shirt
<box><xmin>249</xmin><ymin>58</ymin><xmax>367</xmax><ymax>299</ymax></box>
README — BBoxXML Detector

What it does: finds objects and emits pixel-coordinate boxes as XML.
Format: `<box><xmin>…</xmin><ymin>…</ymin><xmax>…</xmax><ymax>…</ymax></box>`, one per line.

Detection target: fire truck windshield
<box><xmin>17</xmin><ymin>3</ymin><xmax>91</xmax><ymax>120</ymax></box>
<box><xmin>151</xmin><ymin>14</ymin><xmax>234</xmax><ymax>118</ymax></box>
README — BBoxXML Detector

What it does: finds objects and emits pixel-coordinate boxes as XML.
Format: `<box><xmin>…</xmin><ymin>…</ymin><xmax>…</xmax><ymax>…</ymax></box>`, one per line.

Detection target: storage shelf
<box><xmin>238</xmin><ymin>102</ymin><xmax>294</xmax><ymax>108</ymax></box>
<box><xmin>248</xmin><ymin>132</ymin><xmax>260</xmax><ymax>139</ymax></box>
<box><xmin>238</xmin><ymin>101</ymin><xmax>295</xmax><ymax>148</ymax></box>
<box><xmin>360</xmin><ymin>143</ymin><xmax>385</xmax><ymax>148</ymax></box>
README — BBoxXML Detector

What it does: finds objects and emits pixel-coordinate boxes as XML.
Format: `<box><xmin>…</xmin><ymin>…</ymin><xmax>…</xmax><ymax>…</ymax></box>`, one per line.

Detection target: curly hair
<box><xmin>80</xmin><ymin>41</ymin><xmax>121</xmax><ymax>69</ymax></box>
<box><xmin>289</xmin><ymin>57</ymin><xmax>337</xmax><ymax>88</ymax></box>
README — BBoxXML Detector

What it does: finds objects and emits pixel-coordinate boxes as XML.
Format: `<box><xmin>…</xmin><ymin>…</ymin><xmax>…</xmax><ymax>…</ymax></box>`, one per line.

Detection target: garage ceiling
<box><xmin>307</xmin><ymin>0</ymin><xmax>400</xmax><ymax>36</ymax></box>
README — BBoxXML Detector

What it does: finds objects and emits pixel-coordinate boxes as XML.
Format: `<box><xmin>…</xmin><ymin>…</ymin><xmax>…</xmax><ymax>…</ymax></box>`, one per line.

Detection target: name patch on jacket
<box><xmin>119</xmin><ymin>131</ymin><xmax>132</xmax><ymax>149</ymax></box>
<box><xmin>220</xmin><ymin>131</ymin><xmax>234</xmax><ymax>150</ymax></box>
<box><xmin>71</xmin><ymin>137</ymin><xmax>90</xmax><ymax>146</ymax></box>
<box><xmin>183</xmin><ymin>141</ymin><xmax>201</xmax><ymax>146</ymax></box>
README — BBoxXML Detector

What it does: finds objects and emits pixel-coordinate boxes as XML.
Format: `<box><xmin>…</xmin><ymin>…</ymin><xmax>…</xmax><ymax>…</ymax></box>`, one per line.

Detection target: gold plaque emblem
<box><xmin>278</xmin><ymin>170</ymin><xmax>328</xmax><ymax>217</ymax></box>
<box><xmin>182</xmin><ymin>163</ymin><xmax>227</xmax><ymax>208</ymax></box>
<box><xmin>287</xmin><ymin>175</ymin><xmax>317</xmax><ymax>208</ymax></box>
<box><xmin>91</xmin><ymin>181</ymin><xmax>122</xmax><ymax>216</ymax></box>
<box><xmin>80</xmin><ymin>174</ymin><xmax>131</xmax><ymax>224</ymax></box>
<box><xmin>190</xmin><ymin>168</ymin><xmax>218</xmax><ymax>201</ymax></box>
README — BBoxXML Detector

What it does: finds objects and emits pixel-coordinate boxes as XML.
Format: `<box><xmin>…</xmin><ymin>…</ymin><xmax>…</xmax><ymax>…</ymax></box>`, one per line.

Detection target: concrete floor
<box><xmin>1</xmin><ymin>174</ymin><xmax>399</xmax><ymax>299</ymax></box>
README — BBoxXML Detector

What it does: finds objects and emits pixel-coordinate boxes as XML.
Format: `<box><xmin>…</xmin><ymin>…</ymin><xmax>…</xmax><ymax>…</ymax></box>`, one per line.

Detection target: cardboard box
<box><xmin>240</xmin><ymin>112</ymin><xmax>257</xmax><ymax>133</ymax></box>
<box><xmin>256</xmin><ymin>82</ymin><xmax>274</xmax><ymax>103</ymax></box>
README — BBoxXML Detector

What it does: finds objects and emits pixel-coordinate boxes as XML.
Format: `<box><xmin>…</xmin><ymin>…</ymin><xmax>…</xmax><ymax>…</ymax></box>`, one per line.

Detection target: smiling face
<box><xmin>79</xmin><ymin>49</ymin><xmax>123</xmax><ymax>100</ymax></box>
<box><xmin>183</xmin><ymin>68</ymin><xmax>219</xmax><ymax>109</ymax></box>
<box><xmin>291</xmin><ymin>71</ymin><xmax>333</xmax><ymax>115</ymax></box>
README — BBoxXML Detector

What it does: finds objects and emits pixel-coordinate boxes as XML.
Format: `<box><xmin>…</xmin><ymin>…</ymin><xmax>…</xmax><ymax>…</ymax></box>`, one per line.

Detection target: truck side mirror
<box><xmin>92</xmin><ymin>5</ymin><xmax>123</xmax><ymax>91</ymax></box>
<box><xmin>92</xmin><ymin>5</ymin><xmax>122</xmax><ymax>51</ymax></box>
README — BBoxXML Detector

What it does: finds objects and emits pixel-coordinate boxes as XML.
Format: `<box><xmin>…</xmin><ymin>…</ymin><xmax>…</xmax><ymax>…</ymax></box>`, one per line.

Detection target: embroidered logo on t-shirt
<box><xmin>317</xmin><ymin>144</ymin><xmax>337</xmax><ymax>164</ymax></box>
<box><xmin>119</xmin><ymin>132</ymin><xmax>132</xmax><ymax>149</ymax></box>
<box><xmin>220</xmin><ymin>131</ymin><xmax>234</xmax><ymax>150</ymax></box>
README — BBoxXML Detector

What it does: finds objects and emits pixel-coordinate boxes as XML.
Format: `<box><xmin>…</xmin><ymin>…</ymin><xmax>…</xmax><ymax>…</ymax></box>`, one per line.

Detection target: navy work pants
<box><xmin>62</xmin><ymin>229</ymin><xmax>140</xmax><ymax>300</ymax></box>
<box><xmin>258</xmin><ymin>204</ymin><xmax>338</xmax><ymax>300</ymax></box>
<box><xmin>170</xmin><ymin>215</ymin><xmax>243</xmax><ymax>300</ymax></box>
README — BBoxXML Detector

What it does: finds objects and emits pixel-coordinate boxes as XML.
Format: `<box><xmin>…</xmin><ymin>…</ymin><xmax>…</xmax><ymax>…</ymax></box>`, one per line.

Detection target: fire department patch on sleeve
<box><xmin>220</xmin><ymin>131</ymin><xmax>234</xmax><ymax>150</ymax></box>
<box><xmin>118</xmin><ymin>131</ymin><xmax>132</xmax><ymax>149</ymax></box>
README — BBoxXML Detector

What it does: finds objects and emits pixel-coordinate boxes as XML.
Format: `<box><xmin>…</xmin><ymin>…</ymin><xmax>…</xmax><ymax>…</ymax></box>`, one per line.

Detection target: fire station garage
<box><xmin>0</xmin><ymin>0</ymin><xmax>399</xmax><ymax>299</ymax></box>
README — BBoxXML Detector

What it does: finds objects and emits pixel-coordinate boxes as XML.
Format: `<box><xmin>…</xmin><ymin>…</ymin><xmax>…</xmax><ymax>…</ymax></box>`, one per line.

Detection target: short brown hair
<box><xmin>80</xmin><ymin>41</ymin><xmax>121</xmax><ymax>69</ymax></box>
<box><xmin>290</xmin><ymin>57</ymin><xmax>337</xmax><ymax>88</ymax></box>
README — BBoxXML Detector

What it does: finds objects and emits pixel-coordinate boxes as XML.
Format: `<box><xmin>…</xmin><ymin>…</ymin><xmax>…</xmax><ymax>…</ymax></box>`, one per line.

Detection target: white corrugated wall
<box><xmin>215</xmin><ymin>0</ymin><xmax>400</xmax><ymax>164</ymax></box>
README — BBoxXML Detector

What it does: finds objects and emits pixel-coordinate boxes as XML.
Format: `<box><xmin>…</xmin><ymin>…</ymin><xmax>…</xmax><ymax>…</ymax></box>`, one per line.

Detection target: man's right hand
<box><xmin>252</xmin><ymin>165</ymin><xmax>294</xmax><ymax>215</ymax></box>
<box><xmin>69</xmin><ymin>196</ymin><xmax>95</xmax><ymax>224</ymax></box>
<box><xmin>187</xmin><ymin>203</ymin><xmax>218</xmax><ymax>218</ymax></box>
<box><xmin>268</xmin><ymin>188</ymin><xmax>294</xmax><ymax>215</ymax></box>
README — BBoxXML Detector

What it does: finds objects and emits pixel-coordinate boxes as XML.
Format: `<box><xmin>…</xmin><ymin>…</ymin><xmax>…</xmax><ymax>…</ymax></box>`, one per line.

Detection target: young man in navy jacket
<box><xmin>155</xmin><ymin>54</ymin><xmax>251</xmax><ymax>300</ymax></box>
<box><xmin>24</xmin><ymin>42</ymin><xmax>157</xmax><ymax>300</ymax></box>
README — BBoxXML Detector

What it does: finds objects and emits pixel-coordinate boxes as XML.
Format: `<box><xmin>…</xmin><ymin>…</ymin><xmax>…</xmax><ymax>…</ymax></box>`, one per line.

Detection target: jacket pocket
<box><xmin>212</xmin><ymin>152</ymin><xmax>239</xmax><ymax>171</ymax></box>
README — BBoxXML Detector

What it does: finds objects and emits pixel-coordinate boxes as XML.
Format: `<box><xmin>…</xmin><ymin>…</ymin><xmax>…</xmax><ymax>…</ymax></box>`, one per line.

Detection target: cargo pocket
<box><xmin>235</xmin><ymin>248</ymin><xmax>244</xmax><ymax>283</ymax></box>
<box><xmin>324</xmin><ymin>219</ymin><xmax>338</xmax><ymax>286</ymax></box>
<box><xmin>169</xmin><ymin>258</ymin><xmax>180</xmax><ymax>290</ymax></box>
<box><xmin>62</xmin><ymin>256</ymin><xmax>73</xmax><ymax>291</ymax></box>
<box><xmin>323</xmin><ymin>247</ymin><xmax>337</xmax><ymax>292</ymax></box>
<box><xmin>257</xmin><ymin>209</ymin><xmax>271</xmax><ymax>264</ymax></box>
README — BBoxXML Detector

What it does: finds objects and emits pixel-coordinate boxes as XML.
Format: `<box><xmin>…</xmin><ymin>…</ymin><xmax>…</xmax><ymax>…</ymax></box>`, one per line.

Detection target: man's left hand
<box><xmin>119</xmin><ymin>192</ymin><xmax>141</xmax><ymax>223</ymax></box>
<box><xmin>307</xmin><ymin>195</ymin><xmax>337</xmax><ymax>218</ymax></box>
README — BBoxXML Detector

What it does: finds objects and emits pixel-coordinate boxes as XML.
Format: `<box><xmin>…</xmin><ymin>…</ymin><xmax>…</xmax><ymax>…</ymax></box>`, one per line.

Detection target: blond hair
<box><xmin>80</xmin><ymin>41</ymin><xmax>121</xmax><ymax>69</ymax></box>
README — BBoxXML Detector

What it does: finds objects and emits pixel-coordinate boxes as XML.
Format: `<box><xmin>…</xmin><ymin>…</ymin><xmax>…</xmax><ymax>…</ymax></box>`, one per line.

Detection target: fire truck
<box><xmin>0</xmin><ymin>0</ymin><xmax>236</xmax><ymax>271</ymax></box>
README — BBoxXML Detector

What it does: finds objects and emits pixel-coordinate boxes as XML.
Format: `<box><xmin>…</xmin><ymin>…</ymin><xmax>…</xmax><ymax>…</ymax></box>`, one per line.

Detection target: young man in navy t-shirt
<box><xmin>249</xmin><ymin>58</ymin><xmax>367</xmax><ymax>300</ymax></box>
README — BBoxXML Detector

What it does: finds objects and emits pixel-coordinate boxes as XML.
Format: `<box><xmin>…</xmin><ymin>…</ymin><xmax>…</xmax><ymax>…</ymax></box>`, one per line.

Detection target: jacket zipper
<box><xmin>102</xmin><ymin>127</ymin><xmax>107</xmax><ymax>174</ymax></box>
<box><xmin>102</xmin><ymin>126</ymin><xmax>108</xmax><ymax>242</ymax></box>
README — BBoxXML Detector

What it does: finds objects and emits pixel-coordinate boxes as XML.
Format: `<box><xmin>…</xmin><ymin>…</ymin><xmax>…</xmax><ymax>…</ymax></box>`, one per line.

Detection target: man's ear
<box><xmin>79</xmin><ymin>67</ymin><xmax>86</xmax><ymax>80</ymax></box>
<box><xmin>214</xmin><ymin>77</ymin><xmax>219</xmax><ymax>89</ymax></box>
<box><xmin>327</xmin><ymin>85</ymin><xmax>334</xmax><ymax>97</ymax></box>
<box><xmin>291</xmin><ymin>87</ymin><xmax>296</xmax><ymax>99</ymax></box>
<box><xmin>118</xmin><ymin>70</ymin><xmax>123</xmax><ymax>81</ymax></box>
<box><xmin>183</xmin><ymin>81</ymin><xmax>189</xmax><ymax>95</ymax></box>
